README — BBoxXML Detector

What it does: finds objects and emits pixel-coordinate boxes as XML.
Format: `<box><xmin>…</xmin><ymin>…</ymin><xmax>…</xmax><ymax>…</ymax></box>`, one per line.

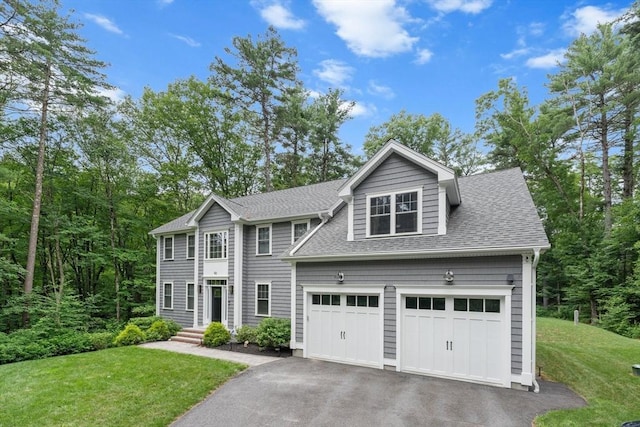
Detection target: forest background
<box><xmin>1</xmin><ymin>0</ymin><xmax>640</xmax><ymax>341</ymax></box>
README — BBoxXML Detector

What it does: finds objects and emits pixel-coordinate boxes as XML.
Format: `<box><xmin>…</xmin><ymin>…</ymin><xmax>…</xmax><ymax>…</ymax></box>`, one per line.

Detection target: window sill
<box><xmin>365</xmin><ymin>231</ymin><xmax>422</xmax><ymax>238</ymax></box>
<box><xmin>255</xmin><ymin>313</ymin><xmax>271</xmax><ymax>317</ymax></box>
<box><xmin>255</xmin><ymin>253</ymin><xmax>272</xmax><ymax>257</ymax></box>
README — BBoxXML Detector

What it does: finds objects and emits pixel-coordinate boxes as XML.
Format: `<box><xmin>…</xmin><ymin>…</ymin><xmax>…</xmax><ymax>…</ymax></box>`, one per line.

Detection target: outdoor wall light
<box><xmin>444</xmin><ymin>269</ymin><xmax>454</xmax><ymax>283</ymax></box>
<box><xmin>229</xmin><ymin>285</ymin><xmax>234</xmax><ymax>295</ymax></box>
<box><xmin>507</xmin><ymin>274</ymin><xmax>514</xmax><ymax>285</ymax></box>
<box><xmin>198</xmin><ymin>284</ymin><xmax>202</xmax><ymax>294</ymax></box>
<box><xmin>337</xmin><ymin>272</ymin><xmax>345</xmax><ymax>283</ymax></box>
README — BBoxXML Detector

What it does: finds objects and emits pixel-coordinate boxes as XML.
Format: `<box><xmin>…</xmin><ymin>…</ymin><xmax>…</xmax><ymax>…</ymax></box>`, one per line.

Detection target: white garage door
<box><xmin>306</xmin><ymin>293</ymin><xmax>382</xmax><ymax>368</ymax></box>
<box><xmin>401</xmin><ymin>295</ymin><xmax>507</xmax><ymax>385</ymax></box>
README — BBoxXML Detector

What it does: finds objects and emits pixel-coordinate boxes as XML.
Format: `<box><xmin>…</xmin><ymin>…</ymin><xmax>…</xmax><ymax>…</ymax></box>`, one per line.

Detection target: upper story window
<box><xmin>163</xmin><ymin>236</ymin><xmax>174</xmax><ymax>260</ymax></box>
<box><xmin>205</xmin><ymin>231</ymin><xmax>228</xmax><ymax>260</ymax></box>
<box><xmin>256</xmin><ymin>225</ymin><xmax>272</xmax><ymax>255</ymax></box>
<box><xmin>367</xmin><ymin>189</ymin><xmax>421</xmax><ymax>237</ymax></box>
<box><xmin>186</xmin><ymin>234</ymin><xmax>195</xmax><ymax>259</ymax></box>
<box><xmin>292</xmin><ymin>220</ymin><xmax>309</xmax><ymax>243</ymax></box>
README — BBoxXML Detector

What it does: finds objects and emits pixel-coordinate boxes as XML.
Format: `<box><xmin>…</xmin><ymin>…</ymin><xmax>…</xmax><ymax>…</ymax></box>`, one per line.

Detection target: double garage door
<box><xmin>304</xmin><ymin>287</ymin><xmax>509</xmax><ymax>386</ymax></box>
<box><xmin>306</xmin><ymin>292</ymin><xmax>383</xmax><ymax>368</ymax></box>
<box><xmin>400</xmin><ymin>295</ymin><xmax>507</xmax><ymax>385</ymax></box>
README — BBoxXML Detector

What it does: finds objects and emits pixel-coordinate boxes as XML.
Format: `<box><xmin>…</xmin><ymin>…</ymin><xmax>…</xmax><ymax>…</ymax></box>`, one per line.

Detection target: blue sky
<box><xmin>61</xmin><ymin>0</ymin><xmax>631</xmax><ymax>155</ymax></box>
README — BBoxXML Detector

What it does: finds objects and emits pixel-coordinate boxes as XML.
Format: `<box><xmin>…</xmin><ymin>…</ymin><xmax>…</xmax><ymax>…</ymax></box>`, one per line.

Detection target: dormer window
<box><xmin>367</xmin><ymin>189</ymin><xmax>422</xmax><ymax>237</ymax></box>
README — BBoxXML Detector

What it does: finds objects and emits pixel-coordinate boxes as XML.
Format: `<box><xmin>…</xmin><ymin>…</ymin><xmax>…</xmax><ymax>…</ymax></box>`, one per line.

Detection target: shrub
<box><xmin>256</xmin><ymin>318</ymin><xmax>290</xmax><ymax>349</ymax></box>
<box><xmin>235</xmin><ymin>325</ymin><xmax>257</xmax><ymax>344</ymax></box>
<box><xmin>127</xmin><ymin>316</ymin><xmax>181</xmax><ymax>339</ymax></box>
<box><xmin>146</xmin><ymin>320</ymin><xmax>171</xmax><ymax>342</ymax></box>
<box><xmin>203</xmin><ymin>322</ymin><xmax>230</xmax><ymax>347</ymax></box>
<box><xmin>47</xmin><ymin>331</ymin><xmax>93</xmax><ymax>356</ymax></box>
<box><xmin>89</xmin><ymin>332</ymin><xmax>116</xmax><ymax>350</ymax></box>
<box><xmin>114</xmin><ymin>324</ymin><xmax>146</xmax><ymax>346</ymax></box>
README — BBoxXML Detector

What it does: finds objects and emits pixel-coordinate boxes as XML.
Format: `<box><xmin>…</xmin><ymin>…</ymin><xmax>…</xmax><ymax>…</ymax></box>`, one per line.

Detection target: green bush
<box><xmin>128</xmin><ymin>316</ymin><xmax>181</xmax><ymax>339</ymax></box>
<box><xmin>113</xmin><ymin>324</ymin><xmax>146</xmax><ymax>346</ymax></box>
<box><xmin>146</xmin><ymin>320</ymin><xmax>171</xmax><ymax>341</ymax></box>
<box><xmin>47</xmin><ymin>331</ymin><xmax>93</xmax><ymax>356</ymax></box>
<box><xmin>256</xmin><ymin>318</ymin><xmax>290</xmax><ymax>349</ymax></box>
<box><xmin>0</xmin><ymin>328</ymin><xmax>99</xmax><ymax>364</ymax></box>
<box><xmin>203</xmin><ymin>322</ymin><xmax>230</xmax><ymax>347</ymax></box>
<box><xmin>89</xmin><ymin>332</ymin><xmax>116</xmax><ymax>350</ymax></box>
<box><xmin>235</xmin><ymin>325</ymin><xmax>257</xmax><ymax>344</ymax></box>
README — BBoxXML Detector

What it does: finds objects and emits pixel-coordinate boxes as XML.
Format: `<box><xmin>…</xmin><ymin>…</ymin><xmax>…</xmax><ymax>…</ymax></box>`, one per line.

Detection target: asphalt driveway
<box><xmin>171</xmin><ymin>357</ymin><xmax>585</xmax><ymax>427</ymax></box>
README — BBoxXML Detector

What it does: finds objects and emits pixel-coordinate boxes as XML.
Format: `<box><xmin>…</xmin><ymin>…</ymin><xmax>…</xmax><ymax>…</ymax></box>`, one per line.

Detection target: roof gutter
<box><xmin>288</xmin><ymin>212</ymin><xmax>333</xmax><ymax>257</ymax></box>
<box><xmin>283</xmin><ymin>245</ymin><xmax>550</xmax><ymax>262</ymax></box>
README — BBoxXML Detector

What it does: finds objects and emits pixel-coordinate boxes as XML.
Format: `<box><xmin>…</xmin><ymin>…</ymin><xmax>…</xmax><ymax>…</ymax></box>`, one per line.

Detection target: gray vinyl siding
<box><xmin>242</xmin><ymin>221</ymin><xmax>294</xmax><ymax>326</ymax></box>
<box><xmin>158</xmin><ymin>233</ymin><xmax>195</xmax><ymax>327</ymax></box>
<box><xmin>353</xmin><ymin>153</ymin><xmax>439</xmax><ymax>239</ymax></box>
<box><xmin>198</xmin><ymin>204</ymin><xmax>235</xmax><ymax>328</ymax></box>
<box><xmin>296</xmin><ymin>255</ymin><xmax>523</xmax><ymax>372</ymax></box>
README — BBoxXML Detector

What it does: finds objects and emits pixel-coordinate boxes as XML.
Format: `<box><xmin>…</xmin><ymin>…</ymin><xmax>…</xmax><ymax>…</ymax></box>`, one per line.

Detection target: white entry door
<box><xmin>400</xmin><ymin>295</ymin><xmax>507</xmax><ymax>385</ymax></box>
<box><xmin>306</xmin><ymin>293</ymin><xmax>382</xmax><ymax>368</ymax></box>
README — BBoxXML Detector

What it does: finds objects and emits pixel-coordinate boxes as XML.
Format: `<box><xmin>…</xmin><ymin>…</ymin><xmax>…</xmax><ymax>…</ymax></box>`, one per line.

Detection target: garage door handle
<box><xmin>446</xmin><ymin>341</ymin><xmax>449</xmax><ymax>350</ymax></box>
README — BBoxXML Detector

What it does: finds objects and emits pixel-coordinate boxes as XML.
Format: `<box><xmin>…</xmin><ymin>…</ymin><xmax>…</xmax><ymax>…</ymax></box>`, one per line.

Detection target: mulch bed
<box><xmin>214</xmin><ymin>342</ymin><xmax>292</xmax><ymax>358</ymax></box>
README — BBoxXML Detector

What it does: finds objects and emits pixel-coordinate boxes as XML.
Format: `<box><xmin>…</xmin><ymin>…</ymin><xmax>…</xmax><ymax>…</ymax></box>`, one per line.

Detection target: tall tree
<box><xmin>210</xmin><ymin>26</ymin><xmax>299</xmax><ymax>191</ymax></box>
<box><xmin>0</xmin><ymin>0</ymin><xmax>109</xmax><ymax>298</ymax></box>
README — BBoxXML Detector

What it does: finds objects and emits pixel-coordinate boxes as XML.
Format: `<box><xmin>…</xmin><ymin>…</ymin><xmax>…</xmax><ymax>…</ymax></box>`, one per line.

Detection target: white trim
<box><xmin>521</xmin><ymin>253</ymin><xmax>534</xmax><ymax>386</ymax></box>
<box><xmin>204</xmin><ymin>230</ymin><xmax>228</xmax><ymax>260</ymax></box>
<box><xmin>256</xmin><ymin>224</ymin><xmax>272</xmax><ymax>256</ymax></box>
<box><xmin>383</xmin><ymin>358</ymin><xmax>397</xmax><ymax>367</ymax></box>
<box><xmin>186</xmin><ymin>234</ymin><xmax>195</xmax><ymax>259</ymax></box>
<box><xmin>365</xmin><ymin>188</ymin><xmax>423</xmax><ymax>238</ymax></box>
<box><xmin>203</xmin><ymin>279</ymin><xmax>228</xmax><ymax>328</ymax></box>
<box><xmin>394</xmin><ymin>284</ymin><xmax>514</xmax><ymax>296</ymax></box>
<box><xmin>155</xmin><ymin>237</ymin><xmax>160</xmax><ymax>316</ymax></box>
<box><xmin>290</xmin><ymin>262</ymin><xmax>297</xmax><ymax>348</ymax></box>
<box><xmin>163</xmin><ymin>235</ymin><xmax>174</xmax><ymax>261</ymax></box>
<box><xmin>193</xmin><ymin>230</ymin><xmax>199</xmax><ymax>327</ymax></box>
<box><xmin>438</xmin><ymin>185</ymin><xmax>447</xmax><ymax>235</ymax></box>
<box><xmin>301</xmin><ymin>284</ymin><xmax>385</xmax><ymax>369</ymax></box>
<box><xmin>285</xmin><ymin>245</ymin><xmax>550</xmax><ymax>262</ymax></box>
<box><xmin>291</xmin><ymin>220</ymin><xmax>310</xmax><ymax>244</ymax></box>
<box><xmin>289</xmin><ymin>217</ymin><xmax>328</xmax><ymax>256</ymax></box>
<box><xmin>185</xmin><ymin>282</ymin><xmax>195</xmax><ymax>311</ymax></box>
<box><xmin>338</xmin><ymin>140</ymin><xmax>459</xmax><ymax>204</ymax></box>
<box><xmin>187</xmin><ymin>194</ymin><xmax>242</xmax><ymax>226</ymax></box>
<box><xmin>346</xmin><ymin>198</ymin><xmax>354</xmax><ymax>241</ymax></box>
<box><xmin>255</xmin><ymin>282</ymin><xmax>272</xmax><ymax>317</ymax></box>
<box><xmin>233</xmin><ymin>223</ymin><xmax>243</xmax><ymax>328</ymax></box>
<box><xmin>162</xmin><ymin>282</ymin><xmax>173</xmax><ymax>309</ymax></box>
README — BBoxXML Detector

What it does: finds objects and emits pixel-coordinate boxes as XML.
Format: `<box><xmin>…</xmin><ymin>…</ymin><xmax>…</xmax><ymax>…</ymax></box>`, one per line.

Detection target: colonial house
<box><xmin>149</xmin><ymin>140</ymin><xmax>550</xmax><ymax>390</ymax></box>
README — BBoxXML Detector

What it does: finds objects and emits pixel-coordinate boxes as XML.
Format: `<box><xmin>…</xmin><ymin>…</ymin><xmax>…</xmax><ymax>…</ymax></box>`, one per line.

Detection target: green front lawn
<box><xmin>0</xmin><ymin>346</ymin><xmax>246</xmax><ymax>427</ymax></box>
<box><xmin>535</xmin><ymin>317</ymin><xmax>640</xmax><ymax>426</ymax></box>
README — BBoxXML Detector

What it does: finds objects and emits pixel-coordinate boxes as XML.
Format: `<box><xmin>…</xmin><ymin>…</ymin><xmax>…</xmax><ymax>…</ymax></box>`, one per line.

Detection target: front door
<box><xmin>211</xmin><ymin>287</ymin><xmax>222</xmax><ymax>322</ymax></box>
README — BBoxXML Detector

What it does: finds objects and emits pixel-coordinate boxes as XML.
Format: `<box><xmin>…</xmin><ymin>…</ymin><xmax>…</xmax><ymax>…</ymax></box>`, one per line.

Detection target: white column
<box><xmin>193</xmin><ymin>230</ymin><xmax>199</xmax><ymax>328</ymax></box>
<box><xmin>290</xmin><ymin>262</ymin><xmax>297</xmax><ymax>348</ymax></box>
<box><xmin>521</xmin><ymin>253</ymin><xmax>533</xmax><ymax>386</ymax></box>
<box><xmin>346</xmin><ymin>196</ymin><xmax>354</xmax><ymax>241</ymax></box>
<box><xmin>438</xmin><ymin>185</ymin><xmax>447</xmax><ymax>235</ymax></box>
<box><xmin>233</xmin><ymin>223</ymin><xmax>243</xmax><ymax>329</ymax></box>
<box><xmin>155</xmin><ymin>237</ymin><xmax>161</xmax><ymax>316</ymax></box>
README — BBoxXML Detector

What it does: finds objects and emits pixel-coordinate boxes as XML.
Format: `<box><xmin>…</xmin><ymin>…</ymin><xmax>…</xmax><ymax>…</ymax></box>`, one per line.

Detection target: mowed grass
<box><xmin>535</xmin><ymin>317</ymin><xmax>640</xmax><ymax>426</ymax></box>
<box><xmin>0</xmin><ymin>346</ymin><xmax>246</xmax><ymax>427</ymax></box>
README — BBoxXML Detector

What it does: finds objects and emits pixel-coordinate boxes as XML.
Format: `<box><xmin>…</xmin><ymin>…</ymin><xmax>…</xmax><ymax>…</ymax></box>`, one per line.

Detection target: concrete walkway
<box><xmin>139</xmin><ymin>340</ymin><xmax>279</xmax><ymax>366</ymax></box>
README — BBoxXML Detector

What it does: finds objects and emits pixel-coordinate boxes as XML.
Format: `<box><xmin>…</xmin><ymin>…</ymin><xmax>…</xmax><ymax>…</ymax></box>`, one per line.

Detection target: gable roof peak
<box><xmin>338</xmin><ymin>139</ymin><xmax>461</xmax><ymax>205</ymax></box>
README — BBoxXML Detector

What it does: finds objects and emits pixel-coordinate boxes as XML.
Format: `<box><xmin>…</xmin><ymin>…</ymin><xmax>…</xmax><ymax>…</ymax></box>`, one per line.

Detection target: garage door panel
<box><xmin>401</xmin><ymin>295</ymin><xmax>507</xmax><ymax>386</ymax></box>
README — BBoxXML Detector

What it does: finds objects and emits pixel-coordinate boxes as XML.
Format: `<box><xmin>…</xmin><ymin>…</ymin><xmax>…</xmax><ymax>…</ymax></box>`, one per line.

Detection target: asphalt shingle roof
<box><xmin>150</xmin><ymin>179</ymin><xmax>347</xmax><ymax>235</ymax></box>
<box><xmin>290</xmin><ymin>168</ymin><xmax>550</xmax><ymax>258</ymax></box>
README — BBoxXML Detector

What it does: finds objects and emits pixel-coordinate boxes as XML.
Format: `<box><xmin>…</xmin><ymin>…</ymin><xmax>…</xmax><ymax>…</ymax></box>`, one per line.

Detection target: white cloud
<box><xmin>169</xmin><ymin>33</ymin><xmax>201</xmax><ymax>47</ymax></box>
<box><xmin>313</xmin><ymin>59</ymin><xmax>354</xmax><ymax>87</ymax></box>
<box><xmin>313</xmin><ymin>0</ymin><xmax>418</xmax><ymax>57</ymax></box>
<box><xmin>258</xmin><ymin>2</ymin><xmax>305</xmax><ymax>30</ymax></box>
<box><xmin>500</xmin><ymin>47</ymin><xmax>530</xmax><ymax>60</ymax></box>
<box><xmin>563</xmin><ymin>5</ymin><xmax>626</xmax><ymax>37</ymax></box>
<box><xmin>158</xmin><ymin>0</ymin><xmax>174</xmax><ymax>5</ymax></box>
<box><xmin>96</xmin><ymin>86</ymin><xmax>127</xmax><ymax>104</ymax></box>
<box><xmin>528</xmin><ymin>22</ymin><xmax>545</xmax><ymax>37</ymax></box>
<box><xmin>414</xmin><ymin>48</ymin><xmax>433</xmax><ymax>64</ymax></box>
<box><xmin>367</xmin><ymin>81</ymin><xmax>395</xmax><ymax>99</ymax></box>
<box><xmin>426</xmin><ymin>0</ymin><xmax>492</xmax><ymax>14</ymax></box>
<box><xmin>83</xmin><ymin>13</ymin><xmax>124</xmax><ymax>35</ymax></box>
<box><xmin>525</xmin><ymin>49</ymin><xmax>566</xmax><ymax>69</ymax></box>
<box><xmin>347</xmin><ymin>101</ymin><xmax>376</xmax><ymax>118</ymax></box>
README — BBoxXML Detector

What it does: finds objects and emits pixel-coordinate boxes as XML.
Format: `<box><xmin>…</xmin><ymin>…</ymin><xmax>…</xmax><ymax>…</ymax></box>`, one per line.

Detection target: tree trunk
<box><xmin>24</xmin><ymin>61</ymin><xmax>51</xmax><ymax>303</ymax></box>
<box><xmin>600</xmin><ymin>106</ymin><xmax>612</xmax><ymax>237</ymax></box>
<box><xmin>621</xmin><ymin>108</ymin><xmax>634</xmax><ymax>199</ymax></box>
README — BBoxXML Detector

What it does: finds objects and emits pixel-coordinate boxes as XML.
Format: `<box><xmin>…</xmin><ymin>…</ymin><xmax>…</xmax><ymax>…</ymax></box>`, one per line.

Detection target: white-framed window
<box><xmin>205</xmin><ymin>231</ymin><xmax>228</xmax><ymax>259</ymax></box>
<box><xmin>163</xmin><ymin>236</ymin><xmax>174</xmax><ymax>260</ymax></box>
<box><xmin>291</xmin><ymin>220</ymin><xmax>310</xmax><ymax>243</ymax></box>
<box><xmin>366</xmin><ymin>188</ymin><xmax>422</xmax><ymax>237</ymax></box>
<box><xmin>186</xmin><ymin>282</ymin><xmax>195</xmax><ymax>311</ymax></box>
<box><xmin>255</xmin><ymin>282</ymin><xmax>271</xmax><ymax>316</ymax></box>
<box><xmin>256</xmin><ymin>224</ymin><xmax>272</xmax><ymax>255</ymax></box>
<box><xmin>163</xmin><ymin>282</ymin><xmax>173</xmax><ymax>309</ymax></box>
<box><xmin>186</xmin><ymin>234</ymin><xmax>195</xmax><ymax>259</ymax></box>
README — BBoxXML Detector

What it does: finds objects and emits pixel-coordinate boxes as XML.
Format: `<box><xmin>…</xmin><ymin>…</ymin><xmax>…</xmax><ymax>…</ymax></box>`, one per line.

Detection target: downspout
<box><xmin>532</xmin><ymin>248</ymin><xmax>541</xmax><ymax>393</ymax></box>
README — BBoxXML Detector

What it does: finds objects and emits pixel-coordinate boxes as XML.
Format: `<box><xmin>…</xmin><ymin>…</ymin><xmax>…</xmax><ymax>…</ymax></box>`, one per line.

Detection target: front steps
<box><xmin>171</xmin><ymin>328</ymin><xmax>205</xmax><ymax>345</ymax></box>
